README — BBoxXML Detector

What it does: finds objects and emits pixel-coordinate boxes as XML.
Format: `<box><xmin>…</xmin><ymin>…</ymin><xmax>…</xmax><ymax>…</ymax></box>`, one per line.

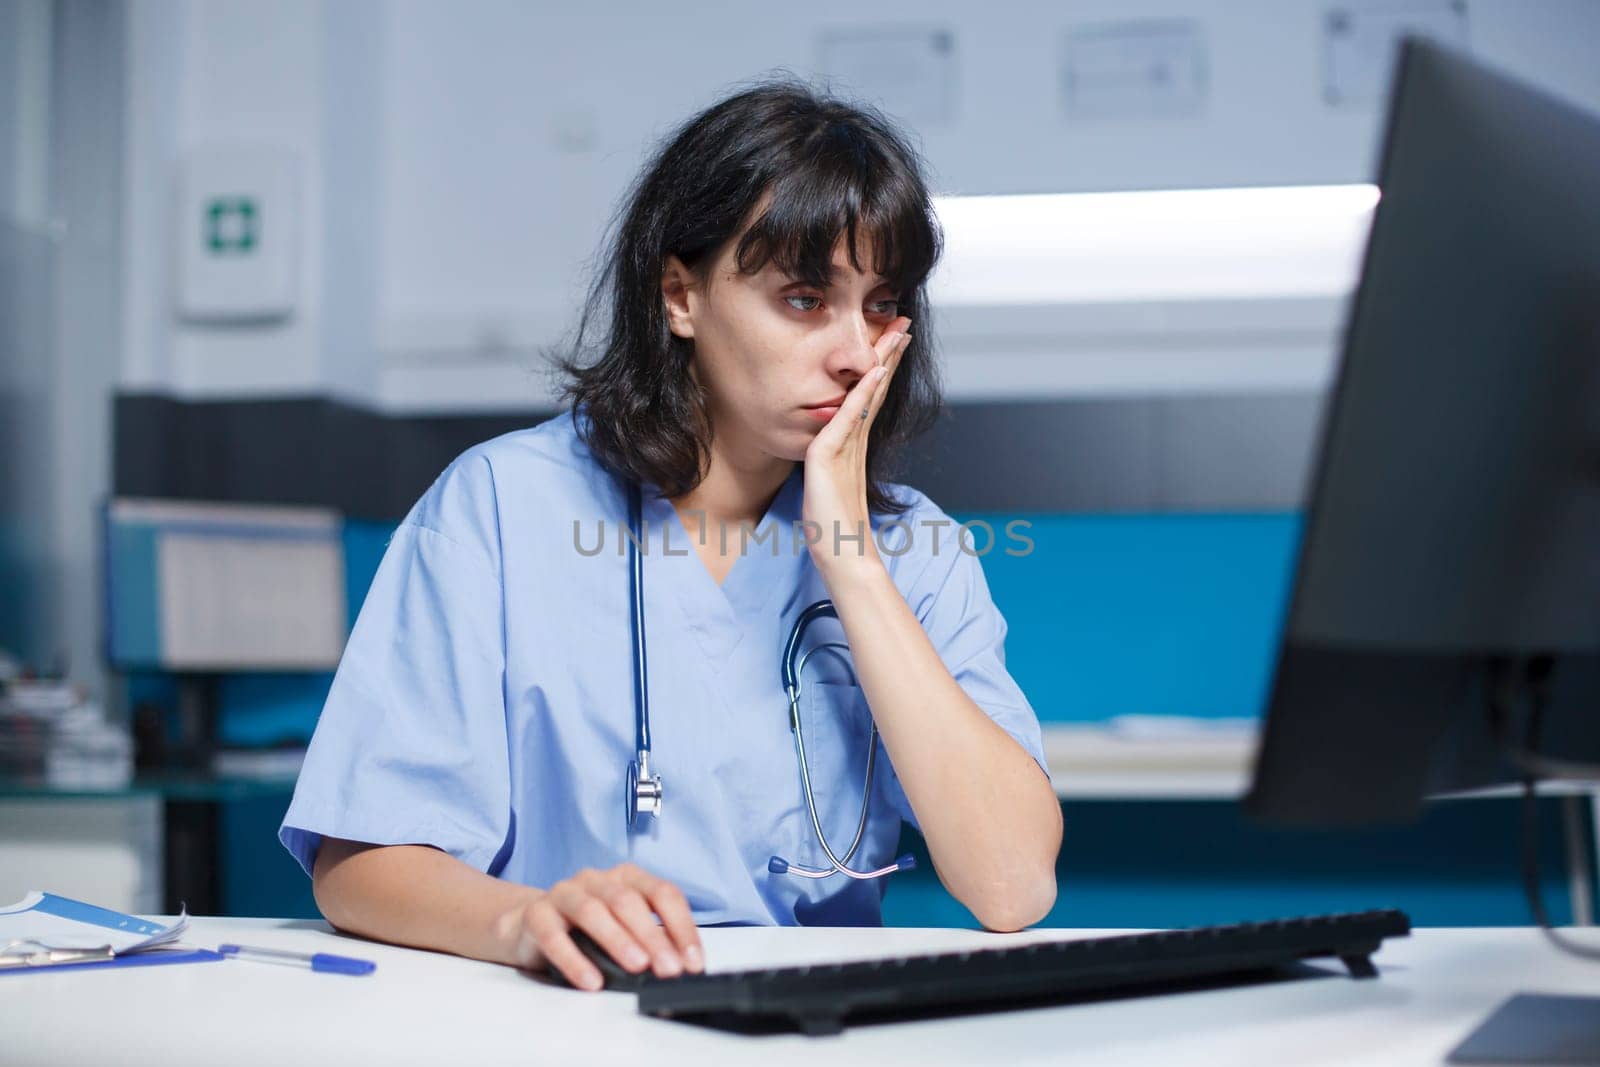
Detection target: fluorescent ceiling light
<box><xmin>928</xmin><ymin>184</ymin><xmax>1380</xmax><ymax>305</ymax></box>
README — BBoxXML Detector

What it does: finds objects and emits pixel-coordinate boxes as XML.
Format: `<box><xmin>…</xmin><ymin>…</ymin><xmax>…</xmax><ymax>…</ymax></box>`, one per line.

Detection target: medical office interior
<box><xmin>2</xmin><ymin>0</ymin><xmax>1599</xmax><ymax>934</ymax></box>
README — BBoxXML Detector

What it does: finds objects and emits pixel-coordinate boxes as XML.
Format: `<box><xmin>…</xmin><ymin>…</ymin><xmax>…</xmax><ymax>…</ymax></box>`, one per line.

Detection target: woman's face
<box><xmin>662</xmin><ymin>230</ymin><xmax>906</xmax><ymax>465</ymax></box>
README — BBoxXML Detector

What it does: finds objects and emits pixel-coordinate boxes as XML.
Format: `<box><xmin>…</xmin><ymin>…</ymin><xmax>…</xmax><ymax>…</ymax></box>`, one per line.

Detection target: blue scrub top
<box><xmin>280</xmin><ymin>407</ymin><xmax>1049</xmax><ymax>926</ymax></box>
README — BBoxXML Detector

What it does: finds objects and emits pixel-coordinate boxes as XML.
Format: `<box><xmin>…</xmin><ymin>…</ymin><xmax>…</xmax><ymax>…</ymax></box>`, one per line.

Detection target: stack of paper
<box><xmin>1047</xmin><ymin>716</ymin><xmax>1260</xmax><ymax>773</ymax></box>
<box><xmin>0</xmin><ymin>891</ymin><xmax>193</xmax><ymax>970</ymax></box>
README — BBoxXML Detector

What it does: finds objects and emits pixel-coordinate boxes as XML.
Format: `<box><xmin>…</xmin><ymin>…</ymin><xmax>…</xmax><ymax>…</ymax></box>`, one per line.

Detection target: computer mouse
<box><xmin>544</xmin><ymin>928</ymin><xmax>652</xmax><ymax>992</ymax></box>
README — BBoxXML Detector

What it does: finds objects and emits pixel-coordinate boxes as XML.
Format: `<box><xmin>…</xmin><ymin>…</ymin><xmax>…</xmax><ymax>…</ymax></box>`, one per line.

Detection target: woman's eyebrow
<box><xmin>783</xmin><ymin>269</ymin><xmax>894</xmax><ymax>289</ymax></box>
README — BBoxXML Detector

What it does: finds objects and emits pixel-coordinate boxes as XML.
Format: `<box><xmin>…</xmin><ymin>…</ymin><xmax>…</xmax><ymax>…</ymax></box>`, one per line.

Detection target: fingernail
<box><xmin>625</xmin><ymin>945</ymin><xmax>649</xmax><ymax>969</ymax></box>
<box><xmin>658</xmin><ymin>951</ymin><xmax>683</xmax><ymax>977</ymax></box>
<box><xmin>685</xmin><ymin>944</ymin><xmax>704</xmax><ymax>971</ymax></box>
<box><xmin>582</xmin><ymin>969</ymin><xmax>604</xmax><ymax>991</ymax></box>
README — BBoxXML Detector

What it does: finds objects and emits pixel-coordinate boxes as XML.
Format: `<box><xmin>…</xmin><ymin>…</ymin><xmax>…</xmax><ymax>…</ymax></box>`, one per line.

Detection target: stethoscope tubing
<box><xmin>624</xmin><ymin>480</ymin><xmax>912</xmax><ymax>881</ymax></box>
<box><xmin>628</xmin><ymin>482</ymin><xmax>650</xmax><ymax>757</ymax></box>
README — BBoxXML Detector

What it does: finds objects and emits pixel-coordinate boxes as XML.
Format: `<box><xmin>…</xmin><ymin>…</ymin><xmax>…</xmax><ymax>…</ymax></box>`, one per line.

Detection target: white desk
<box><xmin>6</xmin><ymin>917</ymin><xmax>1598</xmax><ymax>1066</ymax></box>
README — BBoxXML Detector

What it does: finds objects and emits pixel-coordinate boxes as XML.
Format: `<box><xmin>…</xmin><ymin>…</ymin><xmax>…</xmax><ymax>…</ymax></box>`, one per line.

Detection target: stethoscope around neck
<box><xmin>623</xmin><ymin>481</ymin><xmax>915</xmax><ymax>881</ymax></box>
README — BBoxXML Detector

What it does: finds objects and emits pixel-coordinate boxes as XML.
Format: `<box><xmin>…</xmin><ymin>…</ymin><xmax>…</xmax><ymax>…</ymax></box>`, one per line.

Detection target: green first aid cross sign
<box><xmin>178</xmin><ymin>149</ymin><xmax>297</xmax><ymax>319</ymax></box>
<box><xmin>205</xmin><ymin>197</ymin><xmax>258</xmax><ymax>254</ymax></box>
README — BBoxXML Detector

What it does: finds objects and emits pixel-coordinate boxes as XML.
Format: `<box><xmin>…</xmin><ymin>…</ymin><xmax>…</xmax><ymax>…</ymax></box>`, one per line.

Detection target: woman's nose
<box><xmin>828</xmin><ymin>316</ymin><xmax>884</xmax><ymax>379</ymax></box>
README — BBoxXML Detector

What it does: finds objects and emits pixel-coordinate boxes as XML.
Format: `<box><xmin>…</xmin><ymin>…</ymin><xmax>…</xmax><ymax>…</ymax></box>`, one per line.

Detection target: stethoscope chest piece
<box><xmin>627</xmin><ymin>750</ymin><xmax>663</xmax><ymax>827</ymax></box>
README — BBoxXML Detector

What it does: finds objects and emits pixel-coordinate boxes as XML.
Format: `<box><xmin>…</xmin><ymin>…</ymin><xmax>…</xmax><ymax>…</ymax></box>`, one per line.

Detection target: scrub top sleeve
<box><xmin>279</xmin><ymin>455</ymin><xmax>511</xmax><ymax>879</ymax></box>
<box><xmin>881</xmin><ymin>506</ymin><xmax>1052</xmax><ymax>832</ymax></box>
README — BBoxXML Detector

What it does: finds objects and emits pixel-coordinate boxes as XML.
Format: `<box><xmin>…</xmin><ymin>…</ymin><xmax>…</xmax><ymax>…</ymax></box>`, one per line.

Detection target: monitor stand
<box><xmin>1447</xmin><ymin>993</ymin><xmax>1600</xmax><ymax>1065</ymax></box>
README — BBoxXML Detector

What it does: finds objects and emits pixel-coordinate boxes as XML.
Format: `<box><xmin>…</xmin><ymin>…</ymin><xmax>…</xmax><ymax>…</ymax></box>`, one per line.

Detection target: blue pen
<box><xmin>217</xmin><ymin>944</ymin><xmax>375</xmax><ymax>976</ymax></box>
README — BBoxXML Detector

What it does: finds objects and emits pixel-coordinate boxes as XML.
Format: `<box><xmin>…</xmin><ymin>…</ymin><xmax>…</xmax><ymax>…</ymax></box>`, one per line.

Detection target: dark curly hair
<box><xmin>554</xmin><ymin>77</ymin><xmax>945</xmax><ymax>517</ymax></box>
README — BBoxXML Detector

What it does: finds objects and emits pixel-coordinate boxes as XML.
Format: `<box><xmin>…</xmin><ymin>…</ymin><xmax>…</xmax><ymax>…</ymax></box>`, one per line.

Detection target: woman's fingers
<box><xmin>526</xmin><ymin>898</ymin><xmax>606</xmax><ymax>991</ymax></box>
<box><xmin>811</xmin><ymin>361</ymin><xmax>884</xmax><ymax>452</ymax></box>
<box><xmin>536</xmin><ymin>865</ymin><xmax>705</xmax><ymax>990</ymax></box>
<box><xmin>635</xmin><ymin>873</ymin><xmax>704</xmax><ymax>973</ymax></box>
<box><xmin>815</xmin><ymin>320</ymin><xmax>911</xmax><ymax>447</ymax></box>
<box><xmin>874</xmin><ymin>316</ymin><xmax>912</xmax><ymax>364</ymax></box>
<box><xmin>850</xmin><ymin>331</ymin><xmax>908</xmax><ymax>431</ymax></box>
<box><xmin>549</xmin><ymin>880</ymin><xmax>651</xmax><ymax>975</ymax></box>
<box><xmin>850</xmin><ymin>365</ymin><xmax>888</xmax><ymax>425</ymax></box>
<box><xmin>599</xmin><ymin>881</ymin><xmax>684</xmax><ymax>978</ymax></box>
<box><xmin>872</xmin><ymin>332</ymin><xmax>910</xmax><ymax>413</ymax></box>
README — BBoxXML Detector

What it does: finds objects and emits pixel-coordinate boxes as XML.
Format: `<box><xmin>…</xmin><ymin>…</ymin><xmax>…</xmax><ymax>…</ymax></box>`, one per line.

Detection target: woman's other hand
<box><xmin>801</xmin><ymin>314</ymin><xmax>911</xmax><ymax>581</ymax></box>
<box><xmin>497</xmin><ymin>862</ymin><xmax>704</xmax><ymax>990</ymax></box>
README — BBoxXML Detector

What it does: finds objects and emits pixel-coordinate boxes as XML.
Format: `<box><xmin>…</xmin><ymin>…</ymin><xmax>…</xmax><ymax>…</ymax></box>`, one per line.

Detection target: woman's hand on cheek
<box><xmin>801</xmin><ymin>316</ymin><xmax>911</xmax><ymax>583</ymax></box>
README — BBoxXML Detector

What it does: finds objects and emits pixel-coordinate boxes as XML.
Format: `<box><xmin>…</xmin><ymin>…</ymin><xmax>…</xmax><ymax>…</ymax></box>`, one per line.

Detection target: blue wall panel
<box><xmin>105</xmin><ymin>523</ymin><xmax>162</xmax><ymax>665</ymax></box>
<box><xmin>971</xmin><ymin>512</ymin><xmax>1303</xmax><ymax>722</ymax></box>
<box><xmin>210</xmin><ymin>519</ymin><xmax>396</xmax><ymax>747</ymax></box>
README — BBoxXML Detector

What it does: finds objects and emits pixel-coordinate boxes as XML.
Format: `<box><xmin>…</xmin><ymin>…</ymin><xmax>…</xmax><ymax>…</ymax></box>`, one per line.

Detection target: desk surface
<box><xmin>7</xmin><ymin>918</ymin><xmax>1598</xmax><ymax>1066</ymax></box>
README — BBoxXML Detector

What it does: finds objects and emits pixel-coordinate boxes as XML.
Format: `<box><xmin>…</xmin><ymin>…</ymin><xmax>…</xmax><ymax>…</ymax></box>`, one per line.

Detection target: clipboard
<box><xmin>0</xmin><ymin>946</ymin><xmax>224</xmax><ymax>975</ymax></box>
<box><xmin>0</xmin><ymin>891</ymin><xmax>221</xmax><ymax>975</ymax></box>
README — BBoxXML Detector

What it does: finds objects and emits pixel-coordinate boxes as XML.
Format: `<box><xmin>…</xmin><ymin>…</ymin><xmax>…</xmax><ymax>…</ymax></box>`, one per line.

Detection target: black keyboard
<box><xmin>634</xmin><ymin>909</ymin><xmax>1411</xmax><ymax>1035</ymax></box>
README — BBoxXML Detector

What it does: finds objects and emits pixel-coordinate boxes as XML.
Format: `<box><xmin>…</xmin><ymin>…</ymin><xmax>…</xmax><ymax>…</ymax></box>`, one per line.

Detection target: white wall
<box><xmin>0</xmin><ymin>0</ymin><xmax>54</xmax><ymax>227</ymax></box>
<box><xmin>119</xmin><ymin>0</ymin><xmax>181</xmax><ymax>392</ymax></box>
<box><xmin>1</xmin><ymin>0</ymin><xmax>125</xmax><ymax>687</ymax></box>
<box><xmin>51</xmin><ymin>0</ymin><xmax>126</xmax><ymax>698</ymax></box>
<box><xmin>3</xmin><ymin>1</ymin><xmax>162</xmax><ymax>920</ymax></box>
<box><xmin>118</xmin><ymin>0</ymin><xmax>1600</xmax><ymax>407</ymax></box>
<box><xmin>121</xmin><ymin>0</ymin><xmax>331</xmax><ymax>397</ymax></box>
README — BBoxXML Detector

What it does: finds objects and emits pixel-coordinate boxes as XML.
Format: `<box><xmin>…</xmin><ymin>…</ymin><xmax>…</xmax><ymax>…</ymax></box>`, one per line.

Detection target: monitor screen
<box><xmin>1246</xmin><ymin>40</ymin><xmax>1600</xmax><ymax>825</ymax></box>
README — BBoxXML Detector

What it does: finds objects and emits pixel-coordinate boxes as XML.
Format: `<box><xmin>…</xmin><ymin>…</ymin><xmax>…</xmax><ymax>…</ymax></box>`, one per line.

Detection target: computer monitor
<box><xmin>1245</xmin><ymin>39</ymin><xmax>1600</xmax><ymax>828</ymax></box>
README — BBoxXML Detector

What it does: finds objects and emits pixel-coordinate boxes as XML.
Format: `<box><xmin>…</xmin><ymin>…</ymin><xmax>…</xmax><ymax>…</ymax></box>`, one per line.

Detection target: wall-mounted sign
<box><xmin>818</xmin><ymin>26</ymin><xmax>958</xmax><ymax>126</ymax></box>
<box><xmin>178</xmin><ymin>147</ymin><xmax>299</xmax><ymax>322</ymax></box>
<box><xmin>1323</xmin><ymin>1</ymin><xmax>1469</xmax><ymax>107</ymax></box>
<box><xmin>1061</xmin><ymin>20</ymin><xmax>1208</xmax><ymax>120</ymax></box>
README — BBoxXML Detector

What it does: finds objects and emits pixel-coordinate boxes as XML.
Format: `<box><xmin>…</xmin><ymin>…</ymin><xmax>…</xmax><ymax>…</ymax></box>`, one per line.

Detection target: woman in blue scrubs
<box><xmin>281</xmin><ymin>80</ymin><xmax>1062</xmax><ymax>991</ymax></box>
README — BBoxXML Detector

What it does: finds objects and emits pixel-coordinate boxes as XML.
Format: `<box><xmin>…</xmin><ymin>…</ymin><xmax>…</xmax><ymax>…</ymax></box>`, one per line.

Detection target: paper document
<box><xmin>0</xmin><ymin>891</ymin><xmax>189</xmax><ymax>956</ymax></box>
<box><xmin>158</xmin><ymin>529</ymin><xmax>346</xmax><ymax>669</ymax></box>
<box><xmin>1106</xmin><ymin>715</ymin><xmax>1259</xmax><ymax>739</ymax></box>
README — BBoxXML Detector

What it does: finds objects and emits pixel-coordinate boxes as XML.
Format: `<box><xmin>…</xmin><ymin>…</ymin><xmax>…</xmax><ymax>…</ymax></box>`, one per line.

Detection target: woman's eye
<box><xmin>782</xmin><ymin>294</ymin><xmax>899</xmax><ymax>315</ymax></box>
